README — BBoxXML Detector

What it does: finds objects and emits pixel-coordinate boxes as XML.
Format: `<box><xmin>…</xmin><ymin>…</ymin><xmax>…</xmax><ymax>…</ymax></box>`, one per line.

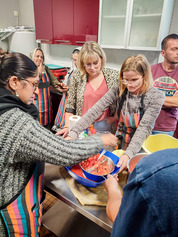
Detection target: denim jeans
<box><xmin>152</xmin><ymin>130</ymin><xmax>174</xmax><ymax>136</ymax></box>
<box><xmin>93</xmin><ymin>120</ymin><xmax>112</xmax><ymax>134</ymax></box>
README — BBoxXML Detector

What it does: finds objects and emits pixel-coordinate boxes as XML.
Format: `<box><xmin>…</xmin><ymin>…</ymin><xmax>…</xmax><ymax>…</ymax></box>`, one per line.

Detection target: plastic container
<box><xmin>65</xmin><ymin>165</ymin><xmax>105</xmax><ymax>188</ymax></box>
<box><xmin>50</xmin><ymin>68</ymin><xmax>68</xmax><ymax>81</ymax></box>
<box><xmin>142</xmin><ymin>134</ymin><xmax>178</xmax><ymax>154</ymax></box>
<box><xmin>88</xmin><ymin>124</ymin><xmax>94</xmax><ymax>136</ymax></box>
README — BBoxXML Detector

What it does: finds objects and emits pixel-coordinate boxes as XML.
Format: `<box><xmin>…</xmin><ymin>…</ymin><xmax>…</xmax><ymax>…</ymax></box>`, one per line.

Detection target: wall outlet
<box><xmin>14</xmin><ymin>11</ymin><xmax>19</xmax><ymax>17</ymax></box>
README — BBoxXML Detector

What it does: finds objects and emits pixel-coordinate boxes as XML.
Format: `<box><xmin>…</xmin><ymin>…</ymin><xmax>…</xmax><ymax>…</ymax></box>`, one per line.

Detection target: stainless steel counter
<box><xmin>44</xmin><ymin>164</ymin><xmax>113</xmax><ymax>233</ymax></box>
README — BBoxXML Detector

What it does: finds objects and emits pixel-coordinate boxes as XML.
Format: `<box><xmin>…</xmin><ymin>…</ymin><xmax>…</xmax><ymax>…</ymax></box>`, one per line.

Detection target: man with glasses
<box><xmin>151</xmin><ymin>33</ymin><xmax>178</xmax><ymax>136</ymax></box>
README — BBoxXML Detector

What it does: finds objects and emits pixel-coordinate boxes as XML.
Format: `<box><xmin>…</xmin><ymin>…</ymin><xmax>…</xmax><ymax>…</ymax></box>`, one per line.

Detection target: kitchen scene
<box><xmin>0</xmin><ymin>0</ymin><xmax>178</xmax><ymax>237</ymax></box>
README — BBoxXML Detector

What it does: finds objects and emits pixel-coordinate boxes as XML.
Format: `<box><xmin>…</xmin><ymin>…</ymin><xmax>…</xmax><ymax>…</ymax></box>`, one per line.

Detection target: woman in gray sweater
<box><xmin>68</xmin><ymin>55</ymin><xmax>165</xmax><ymax>172</ymax></box>
<box><xmin>0</xmin><ymin>52</ymin><xmax>117</xmax><ymax>236</ymax></box>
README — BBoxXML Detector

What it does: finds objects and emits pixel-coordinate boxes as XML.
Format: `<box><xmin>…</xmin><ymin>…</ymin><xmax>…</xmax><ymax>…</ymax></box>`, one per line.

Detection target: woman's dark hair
<box><xmin>72</xmin><ymin>48</ymin><xmax>80</xmax><ymax>54</ymax></box>
<box><xmin>0</xmin><ymin>52</ymin><xmax>37</xmax><ymax>87</ymax></box>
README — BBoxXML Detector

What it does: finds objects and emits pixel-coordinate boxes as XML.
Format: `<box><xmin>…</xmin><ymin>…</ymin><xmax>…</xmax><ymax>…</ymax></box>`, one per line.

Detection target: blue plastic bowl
<box><xmin>65</xmin><ymin>166</ymin><xmax>105</xmax><ymax>188</ymax></box>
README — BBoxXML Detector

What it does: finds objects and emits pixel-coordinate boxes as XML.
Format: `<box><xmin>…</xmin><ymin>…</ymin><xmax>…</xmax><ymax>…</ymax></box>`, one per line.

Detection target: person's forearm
<box><xmin>163</xmin><ymin>96</ymin><xmax>178</xmax><ymax>108</ymax></box>
<box><xmin>68</xmin><ymin>86</ymin><xmax>118</xmax><ymax>139</ymax></box>
<box><xmin>106</xmin><ymin>190</ymin><xmax>122</xmax><ymax>222</ymax></box>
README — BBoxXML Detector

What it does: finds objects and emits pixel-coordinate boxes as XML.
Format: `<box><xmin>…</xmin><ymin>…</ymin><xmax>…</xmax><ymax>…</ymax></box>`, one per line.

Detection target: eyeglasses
<box><xmin>84</xmin><ymin>60</ymin><xmax>101</xmax><ymax>69</ymax></box>
<box><xmin>121</xmin><ymin>77</ymin><xmax>143</xmax><ymax>85</ymax></box>
<box><xmin>26</xmin><ymin>80</ymin><xmax>40</xmax><ymax>90</ymax></box>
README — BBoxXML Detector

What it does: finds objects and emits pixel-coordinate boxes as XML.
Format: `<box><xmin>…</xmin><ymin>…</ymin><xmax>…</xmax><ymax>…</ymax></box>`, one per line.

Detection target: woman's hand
<box><xmin>38</xmin><ymin>62</ymin><xmax>44</xmax><ymax>74</ymax></box>
<box><xmin>65</xmin><ymin>136</ymin><xmax>73</xmax><ymax>140</ymax></box>
<box><xmin>117</xmin><ymin>154</ymin><xmax>130</xmax><ymax>172</ymax></box>
<box><xmin>56</xmin><ymin>127</ymin><xmax>69</xmax><ymax>137</ymax></box>
<box><xmin>104</xmin><ymin>174</ymin><xmax>119</xmax><ymax>193</ymax></box>
<box><xmin>55</xmin><ymin>82</ymin><xmax>68</xmax><ymax>92</ymax></box>
<box><xmin>100</xmin><ymin>133</ymin><xmax>118</xmax><ymax>147</ymax></box>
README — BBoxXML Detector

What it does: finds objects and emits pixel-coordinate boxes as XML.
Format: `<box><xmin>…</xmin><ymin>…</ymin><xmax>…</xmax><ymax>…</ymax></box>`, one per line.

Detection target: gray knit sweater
<box><xmin>69</xmin><ymin>85</ymin><xmax>165</xmax><ymax>158</ymax></box>
<box><xmin>0</xmin><ymin>108</ymin><xmax>103</xmax><ymax>233</ymax></box>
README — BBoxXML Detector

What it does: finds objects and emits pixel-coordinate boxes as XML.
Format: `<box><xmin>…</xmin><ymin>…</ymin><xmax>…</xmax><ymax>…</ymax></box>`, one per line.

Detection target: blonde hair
<box><xmin>77</xmin><ymin>41</ymin><xmax>106</xmax><ymax>74</ymax></box>
<box><xmin>119</xmin><ymin>54</ymin><xmax>153</xmax><ymax>97</ymax></box>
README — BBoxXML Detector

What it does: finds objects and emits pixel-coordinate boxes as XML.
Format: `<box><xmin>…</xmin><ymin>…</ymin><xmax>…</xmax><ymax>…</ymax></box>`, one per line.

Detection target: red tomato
<box><xmin>80</xmin><ymin>154</ymin><xmax>113</xmax><ymax>175</ymax></box>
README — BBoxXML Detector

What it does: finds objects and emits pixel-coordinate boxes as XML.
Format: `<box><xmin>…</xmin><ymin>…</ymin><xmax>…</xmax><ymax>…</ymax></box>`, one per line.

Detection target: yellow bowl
<box><xmin>112</xmin><ymin>149</ymin><xmax>125</xmax><ymax>157</ymax></box>
<box><xmin>142</xmin><ymin>134</ymin><xmax>178</xmax><ymax>154</ymax></box>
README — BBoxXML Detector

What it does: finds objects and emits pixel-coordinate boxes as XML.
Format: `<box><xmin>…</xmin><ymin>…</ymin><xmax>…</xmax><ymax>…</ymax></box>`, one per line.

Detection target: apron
<box><xmin>54</xmin><ymin>92</ymin><xmax>69</xmax><ymax>128</ymax></box>
<box><xmin>116</xmin><ymin>89</ymin><xmax>145</xmax><ymax>150</ymax></box>
<box><xmin>54</xmin><ymin>71</ymin><xmax>73</xmax><ymax>128</ymax></box>
<box><xmin>0</xmin><ymin>163</ymin><xmax>45</xmax><ymax>236</ymax></box>
<box><xmin>117</xmin><ymin>110</ymin><xmax>141</xmax><ymax>150</ymax></box>
<box><xmin>33</xmin><ymin>71</ymin><xmax>52</xmax><ymax>126</ymax></box>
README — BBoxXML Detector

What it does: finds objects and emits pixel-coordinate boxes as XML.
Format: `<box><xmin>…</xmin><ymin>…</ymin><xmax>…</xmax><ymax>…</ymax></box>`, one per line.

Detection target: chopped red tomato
<box><xmin>80</xmin><ymin>154</ymin><xmax>113</xmax><ymax>175</ymax></box>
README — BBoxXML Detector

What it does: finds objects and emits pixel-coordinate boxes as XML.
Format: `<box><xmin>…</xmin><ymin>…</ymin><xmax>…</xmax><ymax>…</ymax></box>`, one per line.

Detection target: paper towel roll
<box><xmin>69</xmin><ymin>115</ymin><xmax>81</xmax><ymax>132</ymax></box>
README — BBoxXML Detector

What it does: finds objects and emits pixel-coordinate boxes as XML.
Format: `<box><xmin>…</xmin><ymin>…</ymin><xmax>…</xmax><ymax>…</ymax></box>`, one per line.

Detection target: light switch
<box><xmin>14</xmin><ymin>11</ymin><xmax>19</xmax><ymax>17</ymax></box>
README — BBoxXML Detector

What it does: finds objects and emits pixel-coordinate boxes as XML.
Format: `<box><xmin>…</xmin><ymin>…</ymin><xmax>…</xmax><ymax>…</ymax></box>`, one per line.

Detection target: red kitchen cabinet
<box><xmin>33</xmin><ymin>0</ymin><xmax>99</xmax><ymax>46</ymax></box>
<box><xmin>52</xmin><ymin>0</ymin><xmax>74</xmax><ymax>45</ymax></box>
<box><xmin>73</xmin><ymin>0</ymin><xmax>99</xmax><ymax>45</ymax></box>
<box><xmin>52</xmin><ymin>0</ymin><xmax>99</xmax><ymax>46</ymax></box>
<box><xmin>33</xmin><ymin>0</ymin><xmax>54</xmax><ymax>44</ymax></box>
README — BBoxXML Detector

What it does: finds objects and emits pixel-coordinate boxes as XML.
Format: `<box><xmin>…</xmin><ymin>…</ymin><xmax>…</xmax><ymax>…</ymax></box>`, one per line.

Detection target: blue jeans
<box><xmin>152</xmin><ymin>130</ymin><xmax>174</xmax><ymax>136</ymax></box>
<box><xmin>93</xmin><ymin>120</ymin><xmax>112</xmax><ymax>134</ymax></box>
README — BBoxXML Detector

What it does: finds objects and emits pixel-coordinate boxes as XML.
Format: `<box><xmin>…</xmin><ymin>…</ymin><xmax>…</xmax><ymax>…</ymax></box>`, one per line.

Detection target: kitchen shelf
<box><xmin>133</xmin><ymin>13</ymin><xmax>162</xmax><ymax>18</ymax></box>
<box><xmin>103</xmin><ymin>15</ymin><xmax>126</xmax><ymax>19</ymax></box>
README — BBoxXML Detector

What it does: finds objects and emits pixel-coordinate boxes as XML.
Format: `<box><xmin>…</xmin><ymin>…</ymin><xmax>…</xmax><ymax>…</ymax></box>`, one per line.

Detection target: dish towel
<box><xmin>60</xmin><ymin>167</ymin><xmax>125</xmax><ymax>206</ymax></box>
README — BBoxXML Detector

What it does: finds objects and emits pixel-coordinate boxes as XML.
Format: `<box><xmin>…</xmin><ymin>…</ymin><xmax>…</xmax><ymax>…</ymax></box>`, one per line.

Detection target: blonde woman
<box><xmin>67</xmin><ymin>54</ymin><xmax>165</xmax><ymax>171</ymax></box>
<box><xmin>57</xmin><ymin>41</ymin><xmax>119</xmax><ymax>137</ymax></box>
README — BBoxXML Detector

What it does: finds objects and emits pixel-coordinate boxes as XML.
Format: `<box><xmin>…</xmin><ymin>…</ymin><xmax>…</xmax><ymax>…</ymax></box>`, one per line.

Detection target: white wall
<box><xmin>0</xmin><ymin>0</ymin><xmax>35</xmax><ymax>51</ymax></box>
<box><xmin>0</xmin><ymin>0</ymin><xmax>178</xmax><ymax>69</ymax></box>
<box><xmin>18</xmin><ymin>0</ymin><xmax>35</xmax><ymax>27</ymax></box>
<box><xmin>41</xmin><ymin>43</ymin><xmax>159</xmax><ymax>70</ymax></box>
<box><xmin>0</xmin><ymin>0</ymin><xmax>19</xmax><ymax>50</ymax></box>
<box><xmin>169</xmin><ymin>0</ymin><xmax>178</xmax><ymax>33</ymax></box>
<box><xmin>0</xmin><ymin>0</ymin><xmax>34</xmax><ymax>28</ymax></box>
<box><xmin>0</xmin><ymin>0</ymin><xmax>20</xmax><ymax>29</ymax></box>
